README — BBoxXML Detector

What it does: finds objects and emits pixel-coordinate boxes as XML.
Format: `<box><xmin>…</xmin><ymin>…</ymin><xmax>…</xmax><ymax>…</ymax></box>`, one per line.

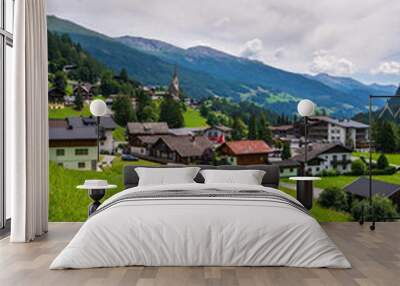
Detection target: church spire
<box><xmin>168</xmin><ymin>65</ymin><xmax>180</xmax><ymax>100</ymax></box>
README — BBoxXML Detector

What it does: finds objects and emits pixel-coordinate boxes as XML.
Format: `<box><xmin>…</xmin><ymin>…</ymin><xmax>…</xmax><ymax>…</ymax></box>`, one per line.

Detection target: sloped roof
<box><xmin>291</xmin><ymin>143</ymin><xmax>352</xmax><ymax>163</ymax></box>
<box><xmin>271</xmin><ymin>159</ymin><xmax>301</xmax><ymax>168</ymax></box>
<box><xmin>127</xmin><ymin>122</ymin><xmax>169</xmax><ymax>135</ymax></box>
<box><xmin>223</xmin><ymin>140</ymin><xmax>273</xmax><ymax>155</ymax></box>
<box><xmin>309</xmin><ymin>116</ymin><xmax>368</xmax><ymax>129</ymax></box>
<box><xmin>271</xmin><ymin>125</ymin><xmax>294</xmax><ymax>131</ymax></box>
<box><xmin>155</xmin><ymin>135</ymin><xmax>213</xmax><ymax>157</ymax></box>
<box><xmin>68</xmin><ymin>116</ymin><xmax>117</xmax><ymax>130</ymax></box>
<box><xmin>136</xmin><ymin>135</ymin><xmax>162</xmax><ymax>145</ymax></box>
<box><xmin>344</xmin><ymin>177</ymin><xmax>400</xmax><ymax>198</ymax></box>
<box><xmin>49</xmin><ymin>119</ymin><xmax>97</xmax><ymax>141</ymax></box>
<box><xmin>169</xmin><ymin>127</ymin><xmax>206</xmax><ymax>136</ymax></box>
<box><xmin>205</xmin><ymin>125</ymin><xmax>232</xmax><ymax>132</ymax></box>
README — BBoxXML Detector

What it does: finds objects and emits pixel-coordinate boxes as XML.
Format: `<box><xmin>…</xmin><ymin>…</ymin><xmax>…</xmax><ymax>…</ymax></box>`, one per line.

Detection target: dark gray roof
<box><xmin>291</xmin><ymin>143</ymin><xmax>352</xmax><ymax>163</ymax></box>
<box><xmin>344</xmin><ymin>177</ymin><xmax>400</xmax><ymax>198</ymax></box>
<box><xmin>127</xmin><ymin>122</ymin><xmax>169</xmax><ymax>135</ymax></box>
<box><xmin>169</xmin><ymin>127</ymin><xmax>206</xmax><ymax>136</ymax></box>
<box><xmin>49</xmin><ymin>120</ymin><xmax>97</xmax><ymax>141</ymax></box>
<box><xmin>136</xmin><ymin>135</ymin><xmax>162</xmax><ymax>144</ymax></box>
<box><xmin>67</xmin><ymin>116</ymin><xmax>117</xmax><ymax>130</ymax></box>
<box><xmin>155</xmin><ymin>135</ymin><xmax>213</xmax><ymax>157</ymax></box>
<box><xmin>271</xmin><ymin>159</ymin><xmax>300</xmax><ymax>168</ymax></box>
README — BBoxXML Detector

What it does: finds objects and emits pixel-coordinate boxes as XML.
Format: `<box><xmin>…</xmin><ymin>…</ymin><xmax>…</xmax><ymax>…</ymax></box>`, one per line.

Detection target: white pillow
<box><xmin>200</xmin><ymin>169</ymin><xmax>266</xmax><ymax>185</ymax></box>
<box><xmin>135</xmin><ymin>167</ymin><xmax>201</xmax><ymax>186</ymax></box>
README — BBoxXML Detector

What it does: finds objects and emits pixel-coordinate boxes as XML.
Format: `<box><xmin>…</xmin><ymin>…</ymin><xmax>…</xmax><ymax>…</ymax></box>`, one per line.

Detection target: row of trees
<box><xmin>111</xmin><ymin>92</ymin><xmax>184</xmax><ymax>128</ymax></box>
<box><xmin>48</xmin><ymin>32</ymin><xmax>104</xmax><ymax>83</ymax></box>
<box><xmin>200</xmin><ymin>97</ymin><xmax>275</xmax><ymax>144</ymax></box>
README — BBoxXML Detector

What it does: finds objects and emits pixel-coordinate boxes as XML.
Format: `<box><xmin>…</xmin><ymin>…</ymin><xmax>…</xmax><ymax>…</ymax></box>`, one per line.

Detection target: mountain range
<box><xmin>47</xmin><ymin>15</ymin><xmax>398</xmax><ymax>117</ymax></box>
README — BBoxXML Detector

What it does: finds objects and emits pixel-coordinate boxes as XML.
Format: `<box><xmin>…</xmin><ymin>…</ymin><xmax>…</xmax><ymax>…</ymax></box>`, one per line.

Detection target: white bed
<box><xmin>50</xmin><ymin>183</ymin><xmax>351</xmax><ymax>269</ymax></box>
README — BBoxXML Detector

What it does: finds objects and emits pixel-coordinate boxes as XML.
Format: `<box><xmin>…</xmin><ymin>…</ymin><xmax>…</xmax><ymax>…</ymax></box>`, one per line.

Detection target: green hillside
<box><xmin>183</xmin><ymin>108</ymin><xmax>208</xmax><ymax>128</ymax></box>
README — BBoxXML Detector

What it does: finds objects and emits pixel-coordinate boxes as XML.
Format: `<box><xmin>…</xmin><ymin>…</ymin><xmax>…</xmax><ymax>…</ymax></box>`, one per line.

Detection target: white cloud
<box><xmin>309</xmin><ymin>50</ymin><xmax>355</xmax><ymax>75</ymax></box>
<box><xmin>239</xmin><ymin>38</ymin><xmax>264</xmax><ymax>60</ymax></box>
<box><xmin>47</xmin><ymin>0</ymin><xmax>400</xmax><ymax>83</ymax></box>
<box><xmin>371</xmin><ymin>61</ymin><xmax>400</xmax><ymax>75</ymax></box>
<box><xmin>213</xmin><ymin>17</ymin><xmax>231</xmax><ymax>28</ymax></box>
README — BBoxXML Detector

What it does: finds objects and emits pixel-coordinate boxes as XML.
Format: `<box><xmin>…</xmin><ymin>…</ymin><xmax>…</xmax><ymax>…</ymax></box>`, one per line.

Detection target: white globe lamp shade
<box><xmin>297</xmin><ymin>99</ymin><xmax>315</xmax><ymax>117</ymax></box>
<box><xmin>90</xmin><ymin>99</ymin><xmax>107</xmax><ymax>117</ymax></box>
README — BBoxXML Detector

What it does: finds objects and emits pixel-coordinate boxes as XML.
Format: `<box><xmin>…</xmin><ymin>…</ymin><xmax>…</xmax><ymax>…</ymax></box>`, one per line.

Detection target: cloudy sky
<box><xmin>47</xmin><ymin>0</ymin><xmax>400</xmax><ymax>85</ymax></box>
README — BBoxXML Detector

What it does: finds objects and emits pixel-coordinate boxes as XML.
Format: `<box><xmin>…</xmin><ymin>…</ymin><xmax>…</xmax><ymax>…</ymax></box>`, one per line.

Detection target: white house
<box><xmin>291</xmin><ymin>143</ymin><xmax>352</xmax><ymax>176</ymax></box>
<box><xmin>203</xmin><ymin>125</ymin><xmax>232</xmax><ymax>145</ymax></box>
<box><xmin>67</xmin><ymin>116</ymin><xmax>117</xmax><ymax>154</ymax></box>
<box><xmin>307</xmin><ymin>116</ymin><xmax>369</xmax><ymax>150</ymax></box>
<box><xmin>49</xmin><ymin>119</ymin><xmax>98</xmax><ymax>170</ymax></box>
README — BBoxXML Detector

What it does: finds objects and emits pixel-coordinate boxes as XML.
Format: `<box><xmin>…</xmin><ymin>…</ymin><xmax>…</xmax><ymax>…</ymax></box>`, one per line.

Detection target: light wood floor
<box><xmin>0</xmin><ymin>222</ymin><xmax>399</xmax><ymax>286</ymax></box>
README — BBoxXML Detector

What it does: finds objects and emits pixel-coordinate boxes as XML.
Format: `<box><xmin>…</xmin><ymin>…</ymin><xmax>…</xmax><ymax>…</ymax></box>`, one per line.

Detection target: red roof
<box><xmin>224</xmin><ymin>140</ymin><xmax>272</xmax><ymax>155</ymax></box>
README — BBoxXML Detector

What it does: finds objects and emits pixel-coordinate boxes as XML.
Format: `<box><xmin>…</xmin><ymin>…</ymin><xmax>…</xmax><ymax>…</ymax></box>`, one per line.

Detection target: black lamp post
<box><xmin>297</xmin><ymin>99</ymin><xmax>315</xmax><ymax>175</ymax></box>
<box><xmin>89</xmin><ymin>99</ymin><xmax>107</xmax><ymax>165</ymax></box>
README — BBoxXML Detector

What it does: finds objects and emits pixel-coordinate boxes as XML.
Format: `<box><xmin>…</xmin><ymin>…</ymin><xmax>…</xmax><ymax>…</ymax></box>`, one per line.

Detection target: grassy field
<box><xmin>183</xmin><ymin>107</ymin><xmax>208</xmax><ymax>128</ymax></box>
<box><xmin>112</xmin><ymin>126</ymin><xmax>127</xmax><ymax>141</ymax></box>
<box><xmin>49</xmin><ymin>157</ymin><xmax>158</xmax><ymax>222</ymax></box>
<box><xmin>283</xmin><ymin>172</ymin><xmax>400</xmax><ymax>191</ymax></box>
<box><xmin>50</xmin><ymin>158</ymin><xmax>352</xmax><ymax>222</ymax></box>
<box><xmin>48</xmin><ymin>105</ymin><xmax>91</xmax><ymax>119</ymax></box>
<box><xmin>279</xmin><ymin>186</ymin><xmax>352</xmax><ymax>222</ymax></box>
<box><xmin>353</xmin><ymin>152</ymin><xmax>400</xmax><ymax>165</ymax></box>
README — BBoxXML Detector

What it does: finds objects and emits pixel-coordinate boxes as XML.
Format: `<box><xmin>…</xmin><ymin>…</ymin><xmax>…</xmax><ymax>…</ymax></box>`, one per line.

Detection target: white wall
<box><xmin>49</xmin><ymin>146</ymin><xmax>97</xmax><ymax>170</ymax></box>
<box><xmin>100</xmin><ymin>130</ymin><xmax>114</xmax><ymax>153</ymax></box>
<box><xmin>306</xmin><ymin>152</ymin><xmax>351</xmax><ymax>176</ymax></box>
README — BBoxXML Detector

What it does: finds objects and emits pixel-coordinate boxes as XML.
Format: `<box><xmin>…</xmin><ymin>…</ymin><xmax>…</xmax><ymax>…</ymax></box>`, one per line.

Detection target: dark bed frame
<box><xmin>123</xmin><ymin>165</ymin><xmax>280</xmax><ymax>189</ymax></box>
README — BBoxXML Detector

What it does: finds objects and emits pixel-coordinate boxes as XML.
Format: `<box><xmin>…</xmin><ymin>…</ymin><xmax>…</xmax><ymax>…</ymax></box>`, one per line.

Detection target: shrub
<box><xmin>370</xmin><ymin>166</ymin><xmax>397</xmax><ymax>175</ymax></box>
<box><xmin>319</xmin><ymin>169</ymin><xmax>339</xmax><ymax>177</ymax></box>
<box><xmin>351</xmin><ymin>195</ymin><xmax>398</xmax><ymax>221</ymax></box>
<box><xmin>351</xmin><ymin>160</ymin><xmax>366</xmax><ymax>175</ymax></box>
<box><xmin>318</xmin><ymin>187</ymin><xmax>348</xmax><ymax>211</ymax></box>
<box><xmin>377</xmin><ymin>154</ymin><xmax>389</xmax><ymax>170</ymax></box>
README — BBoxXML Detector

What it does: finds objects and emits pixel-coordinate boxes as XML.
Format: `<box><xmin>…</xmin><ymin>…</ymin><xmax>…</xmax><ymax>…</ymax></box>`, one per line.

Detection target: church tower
<box><xmin>168</xmin><ymin>65</ymin><xmax>180</xmax><ymax>100</ymax></box>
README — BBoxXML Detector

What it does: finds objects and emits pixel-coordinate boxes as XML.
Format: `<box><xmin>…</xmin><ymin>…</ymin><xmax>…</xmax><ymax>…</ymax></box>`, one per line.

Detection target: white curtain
<box><xmin>8</xmin><ymin>0</ymin><xmax>49</xmax><ymax>242</ymax></box>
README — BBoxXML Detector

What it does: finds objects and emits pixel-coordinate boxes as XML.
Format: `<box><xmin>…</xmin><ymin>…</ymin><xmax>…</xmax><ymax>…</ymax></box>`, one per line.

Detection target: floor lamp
<box><xmin>297</xmin><ymin>99</ymin><xmax>315</xmax><ymax>175</ymax></box>
<box><xmin>90</xmin><ymin>99</ymin><xmax>108</xmax><ymax>164</ymax></box>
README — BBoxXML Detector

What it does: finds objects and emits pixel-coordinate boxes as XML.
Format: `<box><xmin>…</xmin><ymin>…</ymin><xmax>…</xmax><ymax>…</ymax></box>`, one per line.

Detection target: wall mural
<box><xmin>45</xmin><ymin>0</ymin><xmax>400</xmax><ymax>223</ymax></box>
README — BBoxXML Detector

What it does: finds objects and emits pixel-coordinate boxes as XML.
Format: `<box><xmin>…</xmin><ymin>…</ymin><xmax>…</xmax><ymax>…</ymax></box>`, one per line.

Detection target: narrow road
<box><xmin>280</xmin><ymin>182</ymin><xmax>324</xmax><ymax>199</ymax></box>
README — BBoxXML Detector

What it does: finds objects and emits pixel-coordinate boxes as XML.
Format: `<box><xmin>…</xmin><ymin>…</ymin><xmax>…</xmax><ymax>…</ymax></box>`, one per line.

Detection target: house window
<box><xmin>75</xmin><ymin>148</ymin><xmax>89</xmax><ymax>156</ymax></box>
<box><xmin>56</xmin><ymin>149</ymin><xmax>65</xmax><ymax>156</ymax></box>
<box><xmin>78</xmin><ymin>162</ymin><xmax>86</xmax><ymax>168</ymax></box>
<box><xmin>342</xmin><ymin>154</ymin><xmax>347</xmax><ymax>161</ymax></box>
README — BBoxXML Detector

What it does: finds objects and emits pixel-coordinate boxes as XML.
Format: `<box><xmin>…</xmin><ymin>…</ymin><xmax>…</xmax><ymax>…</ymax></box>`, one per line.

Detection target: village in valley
<box><xmin>47</xmin><ymin>31</ymin><xmax>400</xmax><ymax>223</ymax></box>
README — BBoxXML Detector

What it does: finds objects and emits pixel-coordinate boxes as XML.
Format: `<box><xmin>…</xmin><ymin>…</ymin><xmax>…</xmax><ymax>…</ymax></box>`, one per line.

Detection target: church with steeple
<box><xmin>168</xmin><ymin>66</ymin><xmax>180</xmax><ymax>101</ymax></box>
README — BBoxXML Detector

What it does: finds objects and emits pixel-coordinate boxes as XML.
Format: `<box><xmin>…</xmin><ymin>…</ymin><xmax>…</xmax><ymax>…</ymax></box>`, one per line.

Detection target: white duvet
<box><xmin>50</xmin><ymin>183</ymin><xmax>351</xmax><ymax>269</ymax></box>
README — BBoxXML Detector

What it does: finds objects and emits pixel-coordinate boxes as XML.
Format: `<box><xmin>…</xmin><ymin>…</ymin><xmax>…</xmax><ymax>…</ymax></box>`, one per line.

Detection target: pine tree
<box><xmin>136</xmin><ymin>89</ymin><xmax>152</xmax><ymax>121</ymax></box>
<box><xmin>373</xmin><ymin>120</ymin><xmax>396</xmax><ymax>153</ymax></box>
<box><xmin>53</xmin><ymin>71</ymin><xmax>66</xmax><ymax>93</ymax></box>
<box><xmin>248</xmin><ymin>114</ymin><xmax>257</xmax><ymax>140</ymax></box>
<box><xmin>159</xmin><ymin>98</ymin><xmax>184</xmax><ymax>128</ymax></box>
<box><xmin>257</xmin><ymin>115</ymin><xmax>272</xmax><ymax>144</ymax></box>
<box><xmin>281</xmin><ymin>142</ymin><xmax>291</xmax><ymax>160</ymax></box>
<box><xmin>377</xmin><ymin>154</ymin><xmax>389</xmax><ymax>170</ymax></box>
<box><xmin>74</xmin><ymin>90</ymin><xmax>84</xmax><ymax>110</ymax></box>
<box><xmin>112</xmin><ymin>94</ymin><xmax>137</xmax><ymax>126</ymax></box>
<box><xmin>119</xmin><ymin>68</ymin><xmax>129</xmax><ymax>82</ymax></box>
<box><xmin>231</xmin><ymin>117</ymin><xmax>247</xmax><ymax>140</ymax></box>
